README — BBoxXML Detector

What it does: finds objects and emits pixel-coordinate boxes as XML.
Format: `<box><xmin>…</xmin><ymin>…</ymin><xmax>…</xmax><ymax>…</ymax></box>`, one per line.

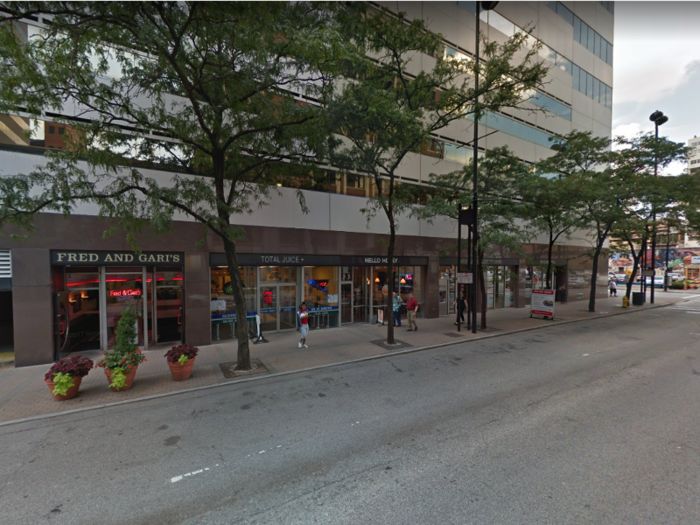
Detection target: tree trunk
<box><xmin>626</xmin><ymin>253</ymin><xmax>641</xmax><ymax>299</ymax></box>
<box><xmin>588</xmin><ymin>238</ymin><xmax>604</xmax><ymax>313</ymax></box>
<box><xmin>546</xmin><ymin>228</ymin><xmax>554</xmax><ymax>289</ymax></box>
<box><xmin>478</xmin><ymin>249</ymin><xmax>487</xmax><ymax>329</ymax></box>
<box><xmin>222</xmin><ymin>235</ymin><xmax>251</xmax><ymax>370</ymax></box>
<box><xmin>213</xmin><ymin>151</ymin><xmax>250</xmax><ymax>370</ymax></box>
<box><xmin>386</xmin><ymin>217</ymin><xmax>396</xmax><ymax>345</ymax></box>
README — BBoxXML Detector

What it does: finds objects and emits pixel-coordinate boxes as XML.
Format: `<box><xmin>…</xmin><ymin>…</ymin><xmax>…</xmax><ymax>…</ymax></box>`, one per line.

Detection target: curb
<box><xmin>0</xmin><ymin>302</ymin><xmax>674</xmax><ymax>428</ymax></box>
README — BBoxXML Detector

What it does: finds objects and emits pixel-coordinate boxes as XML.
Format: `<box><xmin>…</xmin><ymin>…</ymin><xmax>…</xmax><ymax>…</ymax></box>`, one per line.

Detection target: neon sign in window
<box><xmin>109</xmin><ymin>288</ymin><xmax>142</xmax><ymax>297</ymax></box>
<box><xmin>308</xmin><ymin>280</ymin><xmax>329</xmax><ymax>292</ymax></box>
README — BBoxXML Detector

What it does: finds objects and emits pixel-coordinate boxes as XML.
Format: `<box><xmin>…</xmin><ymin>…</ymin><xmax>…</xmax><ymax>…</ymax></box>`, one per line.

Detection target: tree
<box><xmin>327</xmin><ymin>6</ymin><xmax>547</xmax><ymax>343</ymax></box>
<box><xmin>419</xmin><ymin>147</ymin><xmax>534</xmax><ymax>329</ymax></box>
<box><xmin>521</xmin><ymin>161</ymin><xmax>585</xmax><ymax>289</ymax></box>
<box><xmin>609</xmin><ymin>133</ymin><xmax>689</xmax><ymax>298</ymax></box>
<box><xmin>0</xmin><ymin>2</ymin><xmax>347</xmax><ymax>369</ymax></box>
<box><xmin>538</xmin><ymin>131</ymin><xmax>615</xmax><ymax>312</ymax></box>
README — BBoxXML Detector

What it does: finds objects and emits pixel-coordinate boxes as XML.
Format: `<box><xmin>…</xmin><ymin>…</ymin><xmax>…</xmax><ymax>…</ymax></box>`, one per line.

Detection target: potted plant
<box><xmin>164</xmin><ymin>344</ymin><xmax>199</xmax><ymax>381</ymax></box>
<box><xmin>97</xmin><ymin>306</ymin><xmax>146</xmax><ymax>391</ymax></box>
<box><xmin>44</xmin><ymin>355</ymin><xmax>94</xmax><ymax>401</ymax></box>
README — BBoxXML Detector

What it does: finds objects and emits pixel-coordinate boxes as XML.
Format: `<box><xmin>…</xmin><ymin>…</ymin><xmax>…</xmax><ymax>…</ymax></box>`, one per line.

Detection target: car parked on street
<box><xmin>639</xmin><ymin>276</ymin><xmax>665</xmax><ymax>288</ymax></box>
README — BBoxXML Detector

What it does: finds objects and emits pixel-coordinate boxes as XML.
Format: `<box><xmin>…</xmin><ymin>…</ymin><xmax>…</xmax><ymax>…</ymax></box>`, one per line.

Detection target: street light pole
<box><xmin>649</xmin><ymin>110</ymin><xmax>668</xmax><ymax>303</ymax></box>
<box><xmin>472</xmin><ymin>0</ymin><xmax>498</xmax><ymax>334</ymax></box>
<box><xmin>664</xmin><ymin>228</ymin><xmax>671</xmax><ymax>292</ymax></box>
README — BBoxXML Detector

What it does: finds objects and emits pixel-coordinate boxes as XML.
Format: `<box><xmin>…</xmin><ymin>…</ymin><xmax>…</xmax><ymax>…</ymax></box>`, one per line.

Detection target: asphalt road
<box><xmin>2</xmin><ymin>298</ymin><xmax>700</xmax><ymax>525</ymax></box>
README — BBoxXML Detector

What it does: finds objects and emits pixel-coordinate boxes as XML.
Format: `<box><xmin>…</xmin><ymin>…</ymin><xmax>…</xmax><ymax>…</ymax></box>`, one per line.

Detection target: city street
<box><xmin>1</xmin><ymin>297</ymin><xmax>700</xmax><ymax>525</ymax></box>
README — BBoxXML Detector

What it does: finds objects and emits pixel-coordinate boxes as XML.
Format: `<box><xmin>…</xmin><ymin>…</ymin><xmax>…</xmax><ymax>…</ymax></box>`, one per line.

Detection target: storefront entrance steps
<box><xmin>0</xmin><ymin>292</ymin><xmax>694</xmax><ymax>426</ymax></box>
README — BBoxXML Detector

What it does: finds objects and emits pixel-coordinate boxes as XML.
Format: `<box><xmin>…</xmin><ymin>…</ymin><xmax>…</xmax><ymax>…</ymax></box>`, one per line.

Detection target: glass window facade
<box><xmin>474</xmin><ymin>7</ymin><xmax>613</xmax><ymax>110</ymax></box>
<box><xmin>210</xmin><ymin>266</ymin><xmax>257</xmax><ymax>341</ymax></box>
<box><xmin>303</xmin><ymin>266</ymin><xmax>339</xmax><ymax>329</ymax></box>
<box><xmin>546</xmin><ymin>1</ymin><xmax>613</xmax><ymax>66</ymax></box>
<box><xmin>528</xmin><ymin>92</ymin><xmax>572</xmax><ymax>121</ymax></box>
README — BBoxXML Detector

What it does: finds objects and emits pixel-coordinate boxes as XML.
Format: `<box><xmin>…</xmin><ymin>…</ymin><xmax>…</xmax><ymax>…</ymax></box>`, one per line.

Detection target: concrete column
<box><xmin>184</xmin><ymin>252</ymin><xmax>212</xmax><ymax>346</ymax></box>
<box><xmin>12</xmin><ymin>248</ymin><xmax>54</xmax><ymax>366</ymax></box>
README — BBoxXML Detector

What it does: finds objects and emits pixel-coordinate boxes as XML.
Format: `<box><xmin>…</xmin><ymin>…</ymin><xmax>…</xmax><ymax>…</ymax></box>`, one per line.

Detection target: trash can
<box><xmin>632</xmin><ymin>292</ymin><xmax>644</xmax><ymax>306</ymax></box>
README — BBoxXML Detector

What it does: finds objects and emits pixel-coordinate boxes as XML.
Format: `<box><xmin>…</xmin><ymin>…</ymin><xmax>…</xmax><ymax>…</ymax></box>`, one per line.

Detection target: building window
<box><xmin>48</xmin><ymin>125</ymin><xmax>55</xmax><ymax>134</ymax></box>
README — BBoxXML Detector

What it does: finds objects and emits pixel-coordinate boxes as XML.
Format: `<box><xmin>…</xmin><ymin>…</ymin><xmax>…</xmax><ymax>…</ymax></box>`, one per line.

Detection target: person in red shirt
<box><xmin>298</xmin><ymin>302</ymin><xmax>309</xmax><ymax>348</ymax></box>
<box><xmin>406</xmin><ymin>292</ymin><xmax>418</xmax><ymax>331</ymax></box>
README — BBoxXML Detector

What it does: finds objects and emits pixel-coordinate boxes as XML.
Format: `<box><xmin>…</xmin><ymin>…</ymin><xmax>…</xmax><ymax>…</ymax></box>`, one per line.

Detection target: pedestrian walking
<box><xmin>609</xmin><ymin>278</ymin><xmax>617</xmax><ymax>297</ymax></box>
<box><xmin>406</xmin><ymin>292</ymin><xmax>418</xmax><ymax>331</ymax></box>
<box><xmin>452</xmin><ymin>289</ymin><xmax>466</xmax><ymax>325</ymax></box>
<box><xmin>392</xmin><ymin>291</ymin><xmax>403</xmax><ymax>327</ymax></box>
<box><xmin>298</xmin><ymin>302</ymin><xmax>309</xmax><ymax>348</ymax></box>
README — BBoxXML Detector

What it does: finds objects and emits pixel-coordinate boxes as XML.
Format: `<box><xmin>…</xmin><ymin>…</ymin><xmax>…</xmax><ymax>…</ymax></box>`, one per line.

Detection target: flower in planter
<box><xmin>97</xmin><ymin>306</ymin><xmax>146</xmax><ymax>389</ymax></box>
<box><xmin>44</xmin><ymin>355</ymin><xmax>94</xmax><ymax>381</ymax></box>
<box><xmin>164</xmin><ymin>344</ymin><xmax>199</xmax><ymax>365</ymax></box>
<box><xmin>44</xmin><ymin>355</ymin><xmax>94</xmax><ymax>397</ymax></box>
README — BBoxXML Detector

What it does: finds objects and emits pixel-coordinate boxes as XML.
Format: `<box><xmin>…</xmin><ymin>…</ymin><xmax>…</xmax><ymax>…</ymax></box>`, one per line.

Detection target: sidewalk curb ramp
<box><xmin>0</xmin><ymin>302</ymin><xmax>673</xmax><ymax>428</ymax></box>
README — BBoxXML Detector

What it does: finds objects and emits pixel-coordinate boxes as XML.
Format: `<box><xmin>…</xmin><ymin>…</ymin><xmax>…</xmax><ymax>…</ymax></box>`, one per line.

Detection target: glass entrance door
<box><xmin>259</xmin><ymin>286</ymin><xmax>277</xmax><ymax>333</ymax></box>
<box><xmin>260</xmin><ymin>284</ymin><xmax>297</xmax><ymax>332</ymax></box>
<box><xmin>341</xmin><ymin>283</ymin><xmax>352</xmax><ymax>323</ymax></box>
<box><xmin>105</xmin><ymin>269</ymin><xmax>147</xmax><ymax>348</ymax></box>
<box><xmin>352</xmin><ymin>267</ymin><xmax>368</xmax><ymax>323</ymax></box>
<box><xmin>153</xmin><ymin>269</ymin><xmax>183</xmax><ymax>344</ymax></box>
<box><xmin>279</xmin><ymin>285</ymin><xmax>296</xmax><ymax>330</ymax></box>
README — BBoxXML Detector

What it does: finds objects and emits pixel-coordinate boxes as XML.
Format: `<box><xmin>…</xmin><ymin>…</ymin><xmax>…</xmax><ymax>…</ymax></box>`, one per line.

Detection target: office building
<box><xmin>0</xmin><ymin>2</ymin><xmax>615</xmax><ymax>365</ymax></box>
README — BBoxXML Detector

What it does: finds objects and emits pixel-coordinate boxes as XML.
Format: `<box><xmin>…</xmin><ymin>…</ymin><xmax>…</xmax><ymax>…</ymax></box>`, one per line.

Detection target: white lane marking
<box><xmin>171</xmin><ymin>466</ymin><xmax>213</xmax><ymax>483</ymax></box>
<box><xmin>582</xmin><ymin>354</ymin><xmax>589</xmax><ymax>357</ymax></box>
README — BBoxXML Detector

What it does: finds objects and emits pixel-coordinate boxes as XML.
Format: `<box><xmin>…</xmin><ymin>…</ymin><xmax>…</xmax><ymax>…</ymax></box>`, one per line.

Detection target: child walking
<box><xmin>298</xmin><ymin>302</ymin><xmax>309</xmax><ymax>348</ymax></box>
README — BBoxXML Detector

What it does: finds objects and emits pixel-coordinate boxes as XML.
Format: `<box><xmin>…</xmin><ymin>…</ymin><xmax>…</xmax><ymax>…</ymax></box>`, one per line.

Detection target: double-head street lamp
<box><xmin>648</xmin><ymin>110</ymin><xmax>668</xmax><ymax>304</ymax></box>
<box><xmin>471</xmin><ymin>0</ymin><xmax>498</xmax><ymax>334</ymax></box>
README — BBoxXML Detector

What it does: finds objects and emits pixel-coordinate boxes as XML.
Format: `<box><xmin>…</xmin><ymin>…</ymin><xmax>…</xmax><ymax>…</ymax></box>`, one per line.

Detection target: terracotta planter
<box><xmin>104</xmin><ymin>366</ymin><xmax>138</xmax><ymax>392</ymax></box>
<box><xmin>168</xmin><ymin>357</ymin><xmax>196</xmax><ymax>381</ymax></box>
<box><xmin>45</xmin><ymin>376</ymin><xmax>83</xmax><ymax>401</ymax></box>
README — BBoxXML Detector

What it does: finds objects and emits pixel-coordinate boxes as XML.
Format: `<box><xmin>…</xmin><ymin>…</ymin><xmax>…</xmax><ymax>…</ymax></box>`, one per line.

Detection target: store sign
<box><xmin>439</xmin><ymin>257</ymin><xmax>519</xmax><ymax>266</ymax></box>
<box><xmin>211</xmin><ymin>253</ymin><xmax>429</xmax><ymax>267</ymax></box>
<box><xmin>692</xmin><ymin>256</ymin><xmax>700</xmax><ymax>264</ymax></box>
<box><xmin>51</xmin><ymin>250</ymin><xmax>184</xmax><ymax>266</ymax></box>
<box><xmin>109</xmin><ymin>288</ymin><xmax>142</xmax><ymax>297</ymax></box>
<box><xmin>531</xmin><ymin>289</ymin><xmax>555</xmax><ymax>317</ymax></box>
<box><xmin>456</xmin><ymin>272</ymin><xmax>473</xmax><ymax>284</ymax></box>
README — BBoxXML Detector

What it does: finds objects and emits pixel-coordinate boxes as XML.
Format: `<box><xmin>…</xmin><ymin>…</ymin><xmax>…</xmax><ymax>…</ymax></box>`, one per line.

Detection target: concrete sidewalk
<box><xmin>0</xmin><ymin>292</ymin><xmax>694</xmax><ymax>425</ymax></box>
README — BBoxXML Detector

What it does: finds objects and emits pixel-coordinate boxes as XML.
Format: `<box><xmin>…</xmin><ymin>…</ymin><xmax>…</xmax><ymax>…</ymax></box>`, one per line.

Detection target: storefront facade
<box><xmin>1</xmin><ymin>215</ymin><xmax>607</xmax><ymax>367</ymax></box>
<box><xmin>438</xmin><ymin>257</ymin><xmax>520</xmax><ymax>314</ymax></box>
<box><xmin>209</xmin><ymin>253</ymin><xmax>428</xmax><ymax>341</ymax></box>
<box><xmin>51</xmin><ymin>250</ymin><xmax>184</xmax><ymax>358</ymax></box>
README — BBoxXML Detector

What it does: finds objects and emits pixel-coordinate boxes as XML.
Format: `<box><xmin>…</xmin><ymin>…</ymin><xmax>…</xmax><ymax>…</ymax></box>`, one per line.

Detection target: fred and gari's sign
<box><xmin>51</xmin><ymin>250</ymin><xmax>184</xmax><ymax>266</ymax></box>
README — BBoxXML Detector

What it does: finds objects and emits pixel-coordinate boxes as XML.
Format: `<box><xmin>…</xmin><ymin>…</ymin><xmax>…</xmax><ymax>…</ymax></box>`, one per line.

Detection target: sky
<box><xmin>612</xmin><ymin>1</ymin><xmax>700</xmax><ymax>173</ymax></box>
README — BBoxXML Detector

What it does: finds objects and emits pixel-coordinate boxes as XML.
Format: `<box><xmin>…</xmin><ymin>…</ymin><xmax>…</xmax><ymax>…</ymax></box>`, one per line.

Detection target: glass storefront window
<box><xmin>260</xmin><ymin>266</ymin><xmax>297</xmax><ymax>283</ymax></box>
<box><xmin>438</xmin><ymin>266</ymin><xmax>455</xmax><ymax>316</ymax></box>
<box><xmin>154</xmin><ymin>271</ymin><xmax>183</xmax><ymax>287</ymax></box>
<box><xmin>65</xmin><ymin>269</ymin><xmax>100</xmax><ymax>289</ymax></box>
<box><xmin>303</xmin><ymin>266</ymin><xmax>339</xmax><ymax>329</ymax></box>
<box><xmin>211</xmin><ymin>266</ymin><xmax>256</xmax><ymax>341</ymax></box>
<box><xmin>105</xmin><ymin>271</ymin><xmax>145</xmax><ymax>348</ymax></box>
<box><xmin>302</xmin><ymin>267</ymin><xmax>338</xmax><ymax>308</ymax></box>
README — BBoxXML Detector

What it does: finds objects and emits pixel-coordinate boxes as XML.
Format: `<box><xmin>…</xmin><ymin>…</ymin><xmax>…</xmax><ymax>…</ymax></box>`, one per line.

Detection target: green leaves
<box><xmin>0</xmin><ymin>2</ymin><xmax>347</xmax><ymax>243</ymax></box>
<box><xmin>50</xmin><ymin>372</ymin><xmax>75</xmax><ymax>397</ymax></box>
<box><xmin>107</xmin><ymin>368</ymin><xmax>127</xmax><ymax>390</ymax></box>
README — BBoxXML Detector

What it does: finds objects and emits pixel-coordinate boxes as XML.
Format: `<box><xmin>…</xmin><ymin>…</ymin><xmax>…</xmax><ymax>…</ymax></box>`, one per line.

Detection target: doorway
<box><xmin>259</xmin><ymin>284</ymin><xmax>297</xmax><ymax>333</ymax></box>
<box><xmin>0</xmin><ymin>291</ymin><xmax>14</xmax><ymax>356</ymax></box>
<box><xmin>54</xmin><ymin>265</ymin><xmax>184</xmax><ymax>357</ymax></box>
<box><xmin>340</xmin><ymin>266</ymin><xmax>369</xmax><ymax>324</ymax></box>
